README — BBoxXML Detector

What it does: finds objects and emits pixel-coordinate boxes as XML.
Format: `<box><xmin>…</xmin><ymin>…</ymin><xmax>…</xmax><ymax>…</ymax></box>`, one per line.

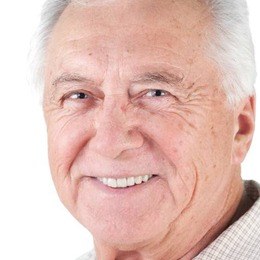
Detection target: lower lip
<box><xmin>85</xmin><ymin>175</ymin><xmax>160</xmax><ymax>196</ymax></box>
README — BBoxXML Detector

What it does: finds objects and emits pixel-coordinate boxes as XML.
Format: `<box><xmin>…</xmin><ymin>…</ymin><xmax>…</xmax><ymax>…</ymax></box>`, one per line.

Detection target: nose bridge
<box><xmin>88</xmin><ymin>95</ymin><xmax>144</xmax><ymax>159</ymax></box>
<box><xmin>98</xmin><ymin>99</ymin><xmax>127</xmax><ymax>133</ymax></box>
<box><xmin>97</xmin><ymin>92</ymin><xmax>128</xmax><ymax>126</ymax></box>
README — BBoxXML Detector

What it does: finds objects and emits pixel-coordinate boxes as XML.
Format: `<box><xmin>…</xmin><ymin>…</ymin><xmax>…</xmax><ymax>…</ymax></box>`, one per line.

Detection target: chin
<box><xmin>89</xmin><ymin>220</ymin><xmax>160</xmax><ymax>248</ymax></box>
<box><xmin>70</xmin><ymin>177</ymin><xmax>179</xmax><ymax>247</ymax></box>
<box><xmin>76</xmin><ymin>204</ymin><xmax>170</xmax><ymax>248</ymax></box>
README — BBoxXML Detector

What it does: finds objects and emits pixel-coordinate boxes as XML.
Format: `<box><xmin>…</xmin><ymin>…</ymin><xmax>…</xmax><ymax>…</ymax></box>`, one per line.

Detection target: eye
<box><xmin>145</xmin><ymin>89</ymin><xmax>168</xmax><ymax>97</ymax></box>
<box><xmin>69</xmin><ymin>92</ymin><xmax>89</xmax><ymax>99</ymax></box>
<box><xmin>61</xmin><ymin>91</ymin><xmax>92</xmax><ymax>106</ymax></box>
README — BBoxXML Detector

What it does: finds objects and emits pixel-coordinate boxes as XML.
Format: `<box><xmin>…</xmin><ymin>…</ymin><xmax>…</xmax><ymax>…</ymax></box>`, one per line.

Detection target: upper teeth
<box><xmin>97</xmin><ymin>174</ymin><xmax>153</xmax><ymax>188</ymax></box>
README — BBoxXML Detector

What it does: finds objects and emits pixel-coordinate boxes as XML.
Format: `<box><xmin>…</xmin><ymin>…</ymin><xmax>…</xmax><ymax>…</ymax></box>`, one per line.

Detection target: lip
<box><xmin>83</xmin><ymin>175</ymin><xmax>161</xmax><ymax>196</ymax></box>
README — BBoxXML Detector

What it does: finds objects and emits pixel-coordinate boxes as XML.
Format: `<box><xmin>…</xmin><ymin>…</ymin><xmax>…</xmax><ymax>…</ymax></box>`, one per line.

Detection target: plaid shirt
<box><xmin>77</xmin><ymin>180</ymin><xmax>260</xmax><ymax>260</ymax></box>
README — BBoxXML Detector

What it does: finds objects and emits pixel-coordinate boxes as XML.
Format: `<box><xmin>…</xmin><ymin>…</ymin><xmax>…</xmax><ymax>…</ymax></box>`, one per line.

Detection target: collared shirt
<box><xmin>77</xmin><ymin>180</ymin><xmax>260</xmax><ymax>260</ymax></box>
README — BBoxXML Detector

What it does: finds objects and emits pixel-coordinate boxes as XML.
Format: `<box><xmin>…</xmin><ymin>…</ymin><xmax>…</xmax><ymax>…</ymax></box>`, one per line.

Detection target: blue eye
<box><xmin>70</xmin><ymin>92</ymin><xmax>89</xmax><ymax>99</ymax></box>
<box><xmin>145</xmin><ymin>89</ymin><xmax>168</xmax><ymax>97</ymax></box>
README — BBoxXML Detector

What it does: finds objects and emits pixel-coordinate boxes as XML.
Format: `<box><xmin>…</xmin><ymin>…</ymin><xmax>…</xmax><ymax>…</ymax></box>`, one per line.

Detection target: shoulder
<box><xmin>195</xmin><ymin>180</ymin><xmax>260</xmax><ymax>259</ymax></box>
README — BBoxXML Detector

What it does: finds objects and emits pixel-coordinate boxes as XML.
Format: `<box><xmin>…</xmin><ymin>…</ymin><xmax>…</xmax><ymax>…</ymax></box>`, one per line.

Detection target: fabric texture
<box><xmin>76</xmin><ymin>250</ymin><xmax>96</xmax><ymax>260</ymax></box>
<box><xmin>76</xmin><ymin>180</ymin><xmax>260</xmax><ymax>260</ymax></box>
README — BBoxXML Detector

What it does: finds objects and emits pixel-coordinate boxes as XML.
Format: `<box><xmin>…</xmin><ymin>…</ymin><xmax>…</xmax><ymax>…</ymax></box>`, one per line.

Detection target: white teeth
<box><xmin>107</xmin><ymin>178</ymin><xmax>117</xmax><ymax>188</ymax></box>
<box><xmin>135</xmin><ymin>176</ymin><xmax>142</xmax><ymax>184</ymax></box>
<box><xmin>142</xmin><ymin>175</ymin><xmax>149</xmax><ymax>182</ymax></box>
<box><xmin>98</xmin><ymin>174</ymin><xmax>154</xmax><ymax>188</ymax></box>
<box><xmin>117</xmin><ymin>178</ymin><xmax>127</xmax><ymax>188</ymax></box>
<box><xmin>127</xmin><ymin>177</ymin><xmax>135</xmax><ymax>186</ymax></box>
<box><xmin>103</xmin><ymin>178</ymin><xmax>108</xmax><ymax>185</ymax></box>
<box><xmin>98</xmin><ymin>177</ymin><xmax>108</xmax><ymax>185</ymax></box>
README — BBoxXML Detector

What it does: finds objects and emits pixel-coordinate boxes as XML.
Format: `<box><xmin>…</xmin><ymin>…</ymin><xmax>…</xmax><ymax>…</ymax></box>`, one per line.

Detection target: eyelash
<box><xmin>64</xmin><ymin>89</ymin><xmax>169</xmax><ymax>101</ymax></box>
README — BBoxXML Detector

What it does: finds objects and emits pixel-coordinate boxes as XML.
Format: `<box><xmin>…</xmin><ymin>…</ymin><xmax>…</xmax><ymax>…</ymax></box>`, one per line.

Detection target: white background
<box><xmin>0</xmin><ymin>1</ymin><xmax>259</xmax><ymax>259</ymax></box>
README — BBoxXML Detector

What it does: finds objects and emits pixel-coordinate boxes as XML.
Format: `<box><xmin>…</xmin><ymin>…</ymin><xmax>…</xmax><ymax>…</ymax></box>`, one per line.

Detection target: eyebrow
<box><xmin>52</xmin><ymin>73</ymin><xmax>93</xmax><ymax>87</ymax></box>
<box><xmin>131</xmin><ymin>71</ymin><xmax>184</xmax><ymax>86</ymax></box>
<box><xmin>52</xmin><ymin>71</ymin><xmax>184</xmax><ymax>88</ymax></box>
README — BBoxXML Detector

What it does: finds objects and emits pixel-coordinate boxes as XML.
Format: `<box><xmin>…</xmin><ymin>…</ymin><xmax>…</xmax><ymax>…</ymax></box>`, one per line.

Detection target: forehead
<box><xmin>45</xmin><ymin>0</ymin><xmax>215</xmax><ymax>86</ymax></box>
<box><xmin>47</xmin><ymin>0</ymin><xmax>210</xmax><ymax>54</ymax></box>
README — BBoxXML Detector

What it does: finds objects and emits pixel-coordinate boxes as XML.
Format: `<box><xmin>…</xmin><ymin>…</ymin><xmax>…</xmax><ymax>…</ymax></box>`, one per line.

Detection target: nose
<box><xmin>87</xmin><ymin>100</ymin><xmax>144</xmax><ymax>159</ymax></box>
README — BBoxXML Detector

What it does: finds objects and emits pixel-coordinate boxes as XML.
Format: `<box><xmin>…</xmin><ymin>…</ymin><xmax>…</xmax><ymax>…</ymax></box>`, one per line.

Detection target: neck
<box><xmin>93</xmin><ymin>174</ymin><xmax>244</xmax><ymax>260</ymax></box>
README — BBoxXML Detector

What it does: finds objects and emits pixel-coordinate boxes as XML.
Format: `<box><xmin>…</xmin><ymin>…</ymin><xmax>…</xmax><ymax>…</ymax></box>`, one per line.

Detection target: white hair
<box><xmin>30</xmin><ymin>0</ymin><xmax>256</xmax><ymax>105</ymax></box>
<box><xmin>204</xmin><ymin>0</ymin><xmax>256</xmax><ymax>105</ymax></box>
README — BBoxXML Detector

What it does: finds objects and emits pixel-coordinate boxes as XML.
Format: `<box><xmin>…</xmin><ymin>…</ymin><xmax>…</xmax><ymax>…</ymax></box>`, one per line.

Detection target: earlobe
<box><xmin>232</xmin><ymin>95</ymin><xmax>256</xmax><ymax>165</ymax></box>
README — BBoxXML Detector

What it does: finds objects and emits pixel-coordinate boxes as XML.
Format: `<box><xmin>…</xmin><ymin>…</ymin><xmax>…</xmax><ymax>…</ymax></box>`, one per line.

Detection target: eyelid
<box><xmin>130</xmin><ymin>83</ymin><xmax>171</xmax><ymax>95</ymax></box>
<box><xmin>62</xmin><ymin>90</ymin><xmax>90</xmax><ymax>100</ymax></box>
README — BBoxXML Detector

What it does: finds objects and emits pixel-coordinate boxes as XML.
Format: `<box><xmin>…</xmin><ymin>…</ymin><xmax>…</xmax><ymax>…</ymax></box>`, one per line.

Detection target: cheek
<box><xmin>138</xmin><ymin>111</ymin><xmax>199</xmax><ymax>206</ymax></box>
<box><xmin>186</xmin><ymin>113</ymin><xmax>235</xmax><ymax>200</ymax></box>
<box><xmin>47</xmin><ymin>112</ymin><xmax>95</xmax><ymax>184</ymax></box>
<box><xmin>140</xmin><ymin>109</ymin><xmax>196</xmax><ymax>167</ymax></box>
<box><xmin>138</xmin><ymin>107</ymin><xmax>233</xmax><ymax>207</ymax></box>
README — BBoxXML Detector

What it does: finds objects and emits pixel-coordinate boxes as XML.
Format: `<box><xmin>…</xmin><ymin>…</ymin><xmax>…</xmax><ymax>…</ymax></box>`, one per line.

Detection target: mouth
<box><xmin>94</xmin><ymin>174</ymin><xmax>156</xmax><ymax>189</ymax></box>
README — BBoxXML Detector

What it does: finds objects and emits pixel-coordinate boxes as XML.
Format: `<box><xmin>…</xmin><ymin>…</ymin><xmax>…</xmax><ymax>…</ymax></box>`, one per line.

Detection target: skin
<box><xmin>43</xmin><ymin>0</ymin><xmax>256</xmax><ymax>259</ymax></box>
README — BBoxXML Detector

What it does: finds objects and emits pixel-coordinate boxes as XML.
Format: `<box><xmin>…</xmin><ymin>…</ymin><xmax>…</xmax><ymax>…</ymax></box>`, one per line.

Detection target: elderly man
<box><xmin>35</xmin><ymin>0</ymin><xmax>260</xmax><ymax>259</ymax></box>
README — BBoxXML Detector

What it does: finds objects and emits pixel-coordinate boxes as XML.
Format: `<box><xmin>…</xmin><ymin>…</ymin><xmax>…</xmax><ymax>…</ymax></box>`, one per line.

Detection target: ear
<box><xmin>232</xmin><ymin>95</ymin><xmax>256</xmax><ymax>165</ymax></box>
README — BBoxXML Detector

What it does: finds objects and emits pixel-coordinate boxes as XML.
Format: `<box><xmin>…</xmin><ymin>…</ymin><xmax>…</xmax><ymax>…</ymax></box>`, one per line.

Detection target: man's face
<box><xmin>44</xmin><ymin>0</ymin><xmax>238</xmax><ymax>247</ymax></box>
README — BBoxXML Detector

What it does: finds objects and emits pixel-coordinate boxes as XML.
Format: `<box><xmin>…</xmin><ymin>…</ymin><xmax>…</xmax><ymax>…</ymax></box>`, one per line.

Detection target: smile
<box><xmin>97</xmin><ymin>174</ymin><xmax>154</xmax><ymax>188</ymax></box>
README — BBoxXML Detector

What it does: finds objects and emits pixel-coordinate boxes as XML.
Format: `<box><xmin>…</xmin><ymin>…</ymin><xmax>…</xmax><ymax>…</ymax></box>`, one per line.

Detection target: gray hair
<box><xmin>30</xmin><ymin>0</ymin><xmax>256</xmax><ymax>105</ymax></box>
